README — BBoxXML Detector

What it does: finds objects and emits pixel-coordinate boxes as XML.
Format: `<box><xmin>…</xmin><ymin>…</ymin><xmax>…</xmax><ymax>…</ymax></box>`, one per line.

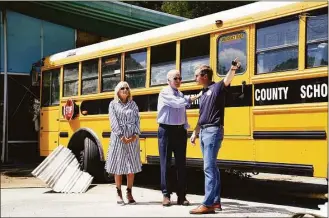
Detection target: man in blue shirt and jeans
<box><xmin>157</xmin><ymin>69</ymin><xmax>200</xmax><ymax>207</ymax></box>
<box><xmin>189</xmin><ymin>59</ymin><xmax>240</xmax><ymax>214</ymax></box>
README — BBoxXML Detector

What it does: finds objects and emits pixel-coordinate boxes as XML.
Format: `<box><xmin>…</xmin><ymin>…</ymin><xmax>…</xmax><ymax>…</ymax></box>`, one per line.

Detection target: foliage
<box><xmin>161</xmin><ymin>1</ymin><xmax>192</xmax><ymax>18</ymax></box>
<box><xmin>123</xmin><ymin>1</ymin><xmax>254</xmax><ymax>19</ymax></box>
<box><xmin>123</xmin><ymin>1</ymin><xmax>163</xmax><ymax>12</ymax></box>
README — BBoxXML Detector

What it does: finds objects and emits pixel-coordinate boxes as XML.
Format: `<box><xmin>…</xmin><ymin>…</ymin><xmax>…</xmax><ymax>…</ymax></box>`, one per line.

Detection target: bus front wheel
<box><xmin>80</xmin><ymin>137</ymin><xmax>113</xmax><ymax>183</ymax></box>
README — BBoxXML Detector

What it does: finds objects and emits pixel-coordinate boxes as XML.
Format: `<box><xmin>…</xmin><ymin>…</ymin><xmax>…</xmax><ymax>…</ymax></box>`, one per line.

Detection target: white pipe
<box><xmin>5</xmin><ymin>98</ymin><xmax>8</xmax><ymax>161</ymax></box>
<box><xmin>1</xmin><ymin>10</ymin><xmax>7</xmax><ymax>163</ymax></box>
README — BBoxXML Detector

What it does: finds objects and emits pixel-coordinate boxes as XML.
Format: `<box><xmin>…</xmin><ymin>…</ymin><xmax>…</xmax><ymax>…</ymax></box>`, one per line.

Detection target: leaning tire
<box><xmin>82</xmin><ymin>137</ymin><xmax>112</xmax><ymax>183</ymax></box>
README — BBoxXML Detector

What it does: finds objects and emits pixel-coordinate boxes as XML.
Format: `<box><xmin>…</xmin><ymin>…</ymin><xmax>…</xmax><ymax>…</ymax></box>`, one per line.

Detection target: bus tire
<box><xmin>82</xmin><ymin>137</ymin><xmax>113</xmax><ymax>183</ymax></box>
<box><xmin>102</xmin><ymin>164</ymin><xmax>114</xmax><ymax>183</ymax></box>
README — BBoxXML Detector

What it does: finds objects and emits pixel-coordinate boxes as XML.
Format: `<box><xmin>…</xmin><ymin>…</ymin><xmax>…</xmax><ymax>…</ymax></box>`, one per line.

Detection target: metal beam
<box><xmin>0</xmin><ymin>140</ymin><xmax>38</xmax><ymax>144</ymax></box>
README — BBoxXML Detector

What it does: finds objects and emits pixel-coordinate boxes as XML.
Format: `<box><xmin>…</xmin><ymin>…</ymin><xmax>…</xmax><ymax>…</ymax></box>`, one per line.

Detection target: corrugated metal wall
<box><xmin>43</xmin><ymin>21</ymin><xmax>75</xmax><ymax>57</ymax></box>
<box><xmin>0</xmin><ymin>10</ymin><xmax>75</xmax><ymax>163</ymax></box>
<box><xmin>0</xmin><ymin>10</ymin><xmax>75</xmax><ymax>74</ymax></box>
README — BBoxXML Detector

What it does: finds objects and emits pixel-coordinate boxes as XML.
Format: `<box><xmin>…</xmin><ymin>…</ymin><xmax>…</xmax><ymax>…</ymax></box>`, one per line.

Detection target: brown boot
<box><xmin>126</xmin><ymin>188</ymin><xmax>136</xmax><ymax>205</ymax></box>
<box><xmin>213</xmin><ymin>202</ymin><xmax>222</xmax><ymax>211</ymax></box>
<box><xmin>162</xmin><ymin>196</ymin><xmax>171</xmax><ymax>207</ymax></box>
<box><xmin>189</xmin><ymin>205</ymin><xmax>215</xmax><ymax>214</ymax></box>
<box><xmin>116</xmin><ymin>187</ymin><xmax>125</xmax><ymax>206</ymax></box>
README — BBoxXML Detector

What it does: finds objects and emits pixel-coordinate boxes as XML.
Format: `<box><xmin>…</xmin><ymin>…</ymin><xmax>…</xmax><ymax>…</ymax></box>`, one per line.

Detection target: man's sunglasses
<box><xmin>195</xmin><ymin>74</ymin><xmax>205</xmax><ymax>78</ymax></box>
<box><xmin>120</xmin><ymin>87</ymin><xmax>129</xmax><ymax>90</ymax></box>
<box><xmin>173</xmin><ymin>77</ymin><xmax>182</xmax><ymax>81</ymax></box>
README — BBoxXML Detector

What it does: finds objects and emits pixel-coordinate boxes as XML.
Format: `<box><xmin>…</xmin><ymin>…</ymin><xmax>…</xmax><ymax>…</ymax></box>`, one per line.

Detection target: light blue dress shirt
<box><xmin>157</xmin><ymin>86</ymin><xmax>190</xmax><ymax>129</ymax></box>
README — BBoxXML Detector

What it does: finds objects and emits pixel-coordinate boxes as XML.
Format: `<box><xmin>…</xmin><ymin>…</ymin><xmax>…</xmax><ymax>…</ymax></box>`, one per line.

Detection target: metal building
<box><xmin>0</xmin><ymin>1</ymin><xmax>186</xmax><ymax>163</ymax></box>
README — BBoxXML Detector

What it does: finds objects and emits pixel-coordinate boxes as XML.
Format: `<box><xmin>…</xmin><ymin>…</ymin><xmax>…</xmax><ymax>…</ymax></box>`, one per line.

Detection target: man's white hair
<box><xmin>114</xmin><ymin>81</ymin><xmax>132</xmax><ymax>102</ymax></box>
<box><xmin>167</xmin><ymin>69</ymin><xmax>180</xmax><ymax>81</ymax></box>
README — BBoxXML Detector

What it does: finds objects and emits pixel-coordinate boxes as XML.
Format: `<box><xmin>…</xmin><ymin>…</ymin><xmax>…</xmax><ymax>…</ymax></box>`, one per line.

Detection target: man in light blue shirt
<box><xmin>157</xmin><ymin>69</ymin><xmax>200</xmax><ymax>207</ymax></box>
<box><xmin>157</xmin><ymin>82</ymin><xmax>190</xmax><ymax>129</ymax></box>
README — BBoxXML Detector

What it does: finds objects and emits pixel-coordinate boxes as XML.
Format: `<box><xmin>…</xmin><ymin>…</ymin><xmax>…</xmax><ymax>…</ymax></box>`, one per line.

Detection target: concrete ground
<box><xmin>1</xmin><ymin>164</ymin><xmax>327</xmax><ymax>217</ymax></box>
<box><xmin>0</xmin><ymin>184</ymin><xmax>325</xmax><ymax>217</ymax></box>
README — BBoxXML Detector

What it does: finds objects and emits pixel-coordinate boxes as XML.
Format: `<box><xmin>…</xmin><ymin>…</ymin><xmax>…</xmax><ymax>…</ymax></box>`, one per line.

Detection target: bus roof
<box><xmin>48</xmin><ymin>1</ymin><xmax>300</xmax><ymax>64</ymax></box>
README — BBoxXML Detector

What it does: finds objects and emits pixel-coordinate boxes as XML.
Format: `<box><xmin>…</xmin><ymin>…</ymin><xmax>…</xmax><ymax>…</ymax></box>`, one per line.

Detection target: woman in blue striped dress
<box><xmin>105</xmin><ymin>81</ymin><xmax>142</xmax><ymax>205</ymax></box>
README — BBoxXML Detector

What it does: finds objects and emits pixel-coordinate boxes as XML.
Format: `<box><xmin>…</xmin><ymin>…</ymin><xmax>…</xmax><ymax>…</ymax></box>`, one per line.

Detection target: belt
<box><xmin>200</xmin><ymin>124</ymin><xmax>221</xmax><ymax>129</ymax></box>
<box><xmin>160</xmin><ymin>124</ymin><xmax>184</xmax><ymax>128</ymax></box>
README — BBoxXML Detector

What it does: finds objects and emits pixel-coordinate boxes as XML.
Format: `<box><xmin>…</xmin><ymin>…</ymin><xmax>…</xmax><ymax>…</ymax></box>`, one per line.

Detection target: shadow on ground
<box><xmin>220</xmin><ymin>201</ymin><xmax>295</xmax><ymax>216</ymax></box>
<box><xmin>132</xmin><ymin>165</ymin><xmax>327</xmax><ymax>210</ymax></box>
<box><xmin>43</xmin><ymin>184</ymin><xmax>98</xmax><ymax>194</ymax></box>
<box><xmin>1</xmin><ymin>164</ymin><xmax>39</xmax><ymax>177</ymax></box>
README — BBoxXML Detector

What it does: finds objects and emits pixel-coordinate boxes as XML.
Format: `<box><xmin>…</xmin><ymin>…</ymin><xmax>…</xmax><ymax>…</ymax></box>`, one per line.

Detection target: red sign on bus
<box><xmin>63</xmin><ymin>99</ymin><xmax>76</xmax><ymax>121</ymax></box>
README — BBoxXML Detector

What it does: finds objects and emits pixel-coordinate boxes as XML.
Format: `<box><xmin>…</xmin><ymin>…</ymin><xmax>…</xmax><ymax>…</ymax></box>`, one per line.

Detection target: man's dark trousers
<box><xmin>158</xmin><ymin>124</ymin><xmax>187</xmax><ymax>199</ymax></box>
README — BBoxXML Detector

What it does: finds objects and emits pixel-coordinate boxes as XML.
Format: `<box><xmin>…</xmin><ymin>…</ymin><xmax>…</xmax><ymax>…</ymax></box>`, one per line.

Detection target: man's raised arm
<box><xmin>159</xmin><ymin>89</ymin><xmax>190</xmax><ymax>109</ymax></box>
<box><xmin>223</xmin><ymin>58</ymin><xmax>241</xmax><ymax>87</ymax></box>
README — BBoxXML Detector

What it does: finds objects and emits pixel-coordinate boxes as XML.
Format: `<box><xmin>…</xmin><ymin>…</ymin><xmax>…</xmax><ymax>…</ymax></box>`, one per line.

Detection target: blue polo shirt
<box><xmin>198</xmin><ymin>80</ymin><xmax>229</xmax><ymax>127</ymax></box>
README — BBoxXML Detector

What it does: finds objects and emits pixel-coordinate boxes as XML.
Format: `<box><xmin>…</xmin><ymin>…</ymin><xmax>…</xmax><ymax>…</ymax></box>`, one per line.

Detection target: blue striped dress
<box><xmin>105</xmin><ymin>99</ymin><xmax>142</xmax><ymax>175</ymax></box>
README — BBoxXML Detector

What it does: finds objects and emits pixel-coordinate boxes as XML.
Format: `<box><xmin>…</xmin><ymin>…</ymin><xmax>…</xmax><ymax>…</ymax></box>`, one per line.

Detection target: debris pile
<box><xmin>32</xmin><ymin>145</ymin><xmax>93</xmax><ymax>193</ymax></box>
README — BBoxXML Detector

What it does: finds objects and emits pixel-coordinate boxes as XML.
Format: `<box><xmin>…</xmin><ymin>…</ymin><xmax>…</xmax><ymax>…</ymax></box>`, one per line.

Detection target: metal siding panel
<box><xmin>32</xmin><ymin>145</ymin><xmax>93</xmax><ymax>193</ymax></box>
<box><xmin>43</xmin><ymin>21</ymin><xmax>75</xmax><ymax>57</ymax></box>
<box><xmin>7</xmin><ymin>10</ymin><xmax>41</xmax><ymax>74</ymax></box>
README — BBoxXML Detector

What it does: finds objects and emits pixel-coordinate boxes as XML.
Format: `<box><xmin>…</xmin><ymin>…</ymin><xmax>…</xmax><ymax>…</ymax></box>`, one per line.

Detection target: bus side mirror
<box><xmin>31</xmin><ymin>66</ymin><xmax>40</xmax><ymax>86</ymax></box>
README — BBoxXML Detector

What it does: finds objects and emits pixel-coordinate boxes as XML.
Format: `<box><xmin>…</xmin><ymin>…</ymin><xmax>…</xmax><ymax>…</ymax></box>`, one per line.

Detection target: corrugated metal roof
<box><xmin>73</xmin><ymin>1</ymin><xmax>188</xmax><ymax>27</ymax></box>
<box><xmin>0</xmin><ymin>1</ymin><xmax>187</xmax><ymax>38</ymax></box>
<box><xmin>31</xmin><ymin>1</ymin><xmax>187</xmax><ymax>30</ymax></box>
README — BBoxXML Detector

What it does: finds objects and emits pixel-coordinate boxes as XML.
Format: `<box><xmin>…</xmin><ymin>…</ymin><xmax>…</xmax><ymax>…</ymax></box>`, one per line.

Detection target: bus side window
<box><xmin>218</xmin><ymin>32</ymin><xmax>247</xmax><ymax>75</ymax></box>
<box><xmin>42</xmin><ymin>69</ymin><xmax>60</xmax><ymax>107</ymax></box>
<box><xmin>181</xmin><ymin>34</ymin><xmax>210</xmax><ymax>81</ymax></box>
<box><xmin>124</xmin><ymin>49</ymin><xmax>147</xmax><ymax>89</ymax></box>
<box><xmin>51</xmin><ymin>70</ymin><xmax>60</xmax><ymax>105</ymax></box>
<box><xmin>256</xmin><ymin>17</ymin><xmax>299</xmax><ymax>74</ymax></box>
<box><xmin>306</xmin><ymin>10</ymin><xmax>328</xmax><ymax>68</ymax></box>
<box><xmin>101</xmin><ymin>54</ymin><xmax>121</xmax><ymax>92</ymax></box>
<box><xmin>63</xmin><ymin>63</ymin><xmax>79</xmax><ymax>97</ymax></box>
<box><xmin>150</xmin><ymin>42</ymin><xmax>176</xmax><ymax>86</ymax></box>
<box><xmin>131</xmin><ymin>94</ymin><xmax>159</xmax><ymax>112</ymax></box>
<box><xmin>81</xmin><ymin>59</ymin><xmax>98</xmax><ymax>95</ymax></box>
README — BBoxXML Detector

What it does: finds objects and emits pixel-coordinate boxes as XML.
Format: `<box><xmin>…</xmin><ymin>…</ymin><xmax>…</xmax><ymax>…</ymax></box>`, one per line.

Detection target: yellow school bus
<box><xmin>39</xmin><ymin>1</ymin><xmax>328</xmax><ymax>181</ymax></box>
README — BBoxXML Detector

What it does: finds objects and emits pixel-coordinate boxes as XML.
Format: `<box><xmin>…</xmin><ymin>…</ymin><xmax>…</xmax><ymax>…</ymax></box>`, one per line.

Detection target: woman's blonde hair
<box><xmin>114</xmin><ymin>81</ymin><xmax>132</xmax><ymax>102</ymax></box>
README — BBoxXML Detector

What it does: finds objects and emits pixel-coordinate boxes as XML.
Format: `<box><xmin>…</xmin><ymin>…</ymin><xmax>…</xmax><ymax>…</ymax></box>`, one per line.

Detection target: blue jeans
<box><xmin>200</xmin><ymin>126</ymin><xmax>223</xmax><ymax>207</ymax></box>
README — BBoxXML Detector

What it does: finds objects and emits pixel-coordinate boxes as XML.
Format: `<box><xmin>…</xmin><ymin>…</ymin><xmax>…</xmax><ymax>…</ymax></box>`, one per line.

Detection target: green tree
<box><xmin>123</xmin><ymin>1</ymin><xmax>254</xmax><ymax>19</ymax></box>
<box><xmin>164</xmin><ymin>1</ymin><xmax>254</xmax><ymax>18</ymax></box>
<box><xmin>123</xmin><ymin>1</ymin><xmax>163</xmax><ymax>12</ymax></box>
<box><xmin>161</xmin><ymin>1</ymin><xmax>192</xmax><ymax>18</ymax></box>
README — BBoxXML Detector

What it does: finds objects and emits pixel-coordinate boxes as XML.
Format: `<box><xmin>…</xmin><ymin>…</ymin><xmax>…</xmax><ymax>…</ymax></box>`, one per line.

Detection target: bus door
<box><xmin>213</xmin><ymin>27</ymin><xmax>253</xmax><ymax>162</ymax></box>
<box><xmin>39</xmin><ymin>68</ymin><xmax>61</xmax><ymax>156</ymax></box>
